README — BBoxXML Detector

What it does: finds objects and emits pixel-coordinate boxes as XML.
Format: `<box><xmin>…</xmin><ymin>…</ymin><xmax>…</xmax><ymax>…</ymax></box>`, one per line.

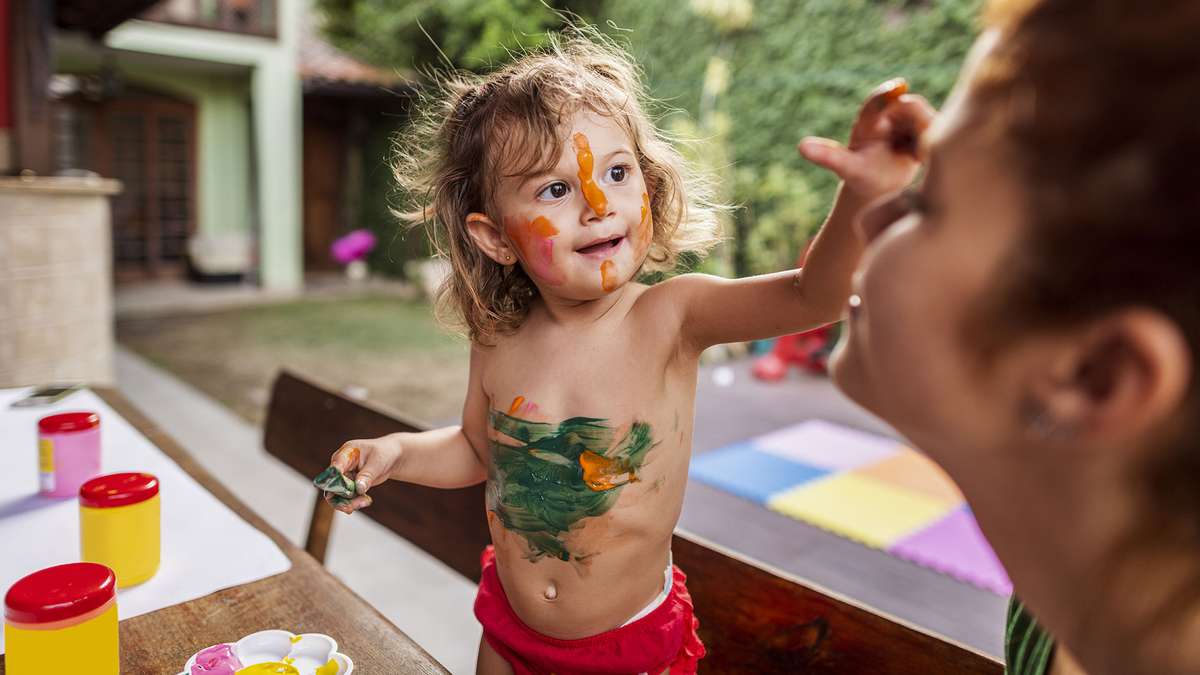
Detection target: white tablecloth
<box><xmin>0</xmin><ymin>387</ymin><xmax>292</xmax><ymax>653</ymax></box>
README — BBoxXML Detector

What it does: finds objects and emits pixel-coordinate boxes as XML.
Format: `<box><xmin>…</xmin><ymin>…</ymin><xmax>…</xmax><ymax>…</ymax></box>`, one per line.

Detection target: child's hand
<box><xmin>324</xmin><ymin>437</ymin><xmax>403</xmax><ymax>513</ymax></box>
<box><xmin>799</xmin><ymin>78</ymin><xmax>936</xmax><ymax>201</ymax></box>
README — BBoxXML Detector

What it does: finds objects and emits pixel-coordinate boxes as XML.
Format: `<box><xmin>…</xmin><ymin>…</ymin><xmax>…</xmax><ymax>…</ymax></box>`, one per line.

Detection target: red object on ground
<box><xmin>4</xmin><ymin>562</ymin><xmax>116</xmax><ymax>625</ymax></box>
<box><xmin>752</xmin><ymin>325</ymin><xmax>834</xmax><ymax>381</ymax></box>
<box><xmin>79</xmin><ymin>472</ymin><xmax>159</xmax><ymax>508</ymax></box>
<box><xmin>474</xmin><ymin>546</ymin><xmax>705</xmax><ymax>675</ymax></box>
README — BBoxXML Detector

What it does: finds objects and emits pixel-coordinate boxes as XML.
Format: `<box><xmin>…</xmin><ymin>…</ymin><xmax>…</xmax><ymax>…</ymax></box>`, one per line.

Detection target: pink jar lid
<box><xmin>5</xmin><ymin>562</ymin><xmax>116</xmax><ymax>624</ymax></box>
<box><xmin>79</xmin><ymin>472</ymin><xmax>159</xmax><ymax>508</ymax></box>
<box><xmin>38</xmin><ymin>412</ymin><xmax>100</xmax><ymax>434</ymax></box>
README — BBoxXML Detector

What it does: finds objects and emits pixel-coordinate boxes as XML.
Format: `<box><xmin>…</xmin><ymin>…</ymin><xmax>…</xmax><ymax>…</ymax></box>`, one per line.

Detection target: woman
<box><xmin>816</xmin><ymin>1</ymin><xmax>1200</xmax><ymax>673</ymax></box>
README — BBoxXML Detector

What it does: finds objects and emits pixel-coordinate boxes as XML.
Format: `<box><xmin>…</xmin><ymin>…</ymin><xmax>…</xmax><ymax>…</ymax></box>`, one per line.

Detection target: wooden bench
<box><xmin>264</xmin><ymin>369</ymin><xmax>1003</xmax><ymax>674</ymax></box>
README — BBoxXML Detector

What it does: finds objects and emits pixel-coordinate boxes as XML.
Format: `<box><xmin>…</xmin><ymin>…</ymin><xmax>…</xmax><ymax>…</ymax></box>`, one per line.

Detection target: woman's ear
<box><xmin>1025</xmin><ymin>309</ymin><xmax>1192</xmax><ymax>449</ymax></box>
<box><xmin>465</xmin><ymin>212</ymin><xmax>518</xmax><ymax>266</ymax></box>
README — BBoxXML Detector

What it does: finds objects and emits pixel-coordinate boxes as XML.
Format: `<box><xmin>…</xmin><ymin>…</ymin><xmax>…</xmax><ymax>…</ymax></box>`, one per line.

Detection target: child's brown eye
<box><xmin>607</xmin><ymin>166</ymin><xmax>627</xmax><ymax>183</ymax></box>
<box><xmin>538</xmin><ymin>182</ymin><xmax>569</xmax><ymax>200</ymax></box>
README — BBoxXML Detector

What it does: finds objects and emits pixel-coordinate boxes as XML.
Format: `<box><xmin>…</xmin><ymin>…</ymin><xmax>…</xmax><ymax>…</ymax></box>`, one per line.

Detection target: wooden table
<box><xmin>0</xmin><ymin>388</ymin><xmax>449</xmax><ymax>675</ymax></box>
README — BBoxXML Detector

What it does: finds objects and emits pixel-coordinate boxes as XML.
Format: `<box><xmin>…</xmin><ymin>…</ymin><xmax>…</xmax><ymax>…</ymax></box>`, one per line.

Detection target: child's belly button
<box><xmin>542</xmin><ymin>581</ymin><xmax>558</xmax><ymax>601</ymax></box>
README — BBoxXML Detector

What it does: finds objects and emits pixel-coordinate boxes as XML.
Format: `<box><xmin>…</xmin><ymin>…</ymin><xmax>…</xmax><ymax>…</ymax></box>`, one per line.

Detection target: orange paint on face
<box><xmin>505</xmin><ymin>216</ymin><xmax>564</xmax><ymax>285</ymax></box>
<box><xmin>579</xmin><ymin>450</ymin><xmax>637</xmax><ymax>491</ymax></box>
<box><xmin>600</xmin><ymin>260</ymin><xmax>618</xmax><ymax>292</ymax></box>
<box><xmin>508</xmin><ymin>396</ymin><xmax>526</xmax><ymax>415</ymax></box>
<box><xmin>637</xmin><ymin>192</ymin><xmax>653</xmax><ymax>252</ymax></box>
<box><xmin>573</xmin><ymin>133</ymin><xmax>608</xmax><ymax>218</ymax></box>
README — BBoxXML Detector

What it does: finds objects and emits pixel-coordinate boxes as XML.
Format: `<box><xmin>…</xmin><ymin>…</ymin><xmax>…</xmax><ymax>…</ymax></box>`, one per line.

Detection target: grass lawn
<box><xmin>117</xmin><ymin>295</ymin><xmax>470</xmax><ymax>426</ymax></box>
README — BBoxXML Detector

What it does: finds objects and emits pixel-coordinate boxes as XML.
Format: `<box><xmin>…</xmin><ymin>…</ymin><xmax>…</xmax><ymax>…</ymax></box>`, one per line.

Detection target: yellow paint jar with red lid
<box><xmin>4</xmin><ymin>562</ymin><xmax>119</xmax><ymax>675</ymax></box>
<box><xmin>80</xmin><ymin>472</ymin><xmax>161</xmax><ymax>588</ymax></box>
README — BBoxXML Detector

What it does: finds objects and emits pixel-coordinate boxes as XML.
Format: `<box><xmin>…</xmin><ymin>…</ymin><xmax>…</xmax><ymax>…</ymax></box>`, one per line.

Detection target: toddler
<box><xmin>323</xmin><ymin>33</ymin><xmax>930</xmax><ymax>675</ymax></box>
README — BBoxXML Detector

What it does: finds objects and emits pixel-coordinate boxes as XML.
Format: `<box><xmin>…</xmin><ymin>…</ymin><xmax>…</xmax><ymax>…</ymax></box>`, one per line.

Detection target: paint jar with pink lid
<box><xmin>37</xmin><ymin>412</ymin><xmax>101</xmax><ymax>498</ymax></box>
<box><xmin>3</xmin><ymin>562</ymin><xmax>120</xmax><ymax>675</ymax></box>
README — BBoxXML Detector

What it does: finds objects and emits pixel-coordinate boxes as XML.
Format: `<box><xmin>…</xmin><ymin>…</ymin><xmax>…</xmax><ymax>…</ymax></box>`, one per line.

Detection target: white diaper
<box><xmin>620</xmin><ymin>552</ymin><xmax>674</xmax><ymax>628</ymax></box>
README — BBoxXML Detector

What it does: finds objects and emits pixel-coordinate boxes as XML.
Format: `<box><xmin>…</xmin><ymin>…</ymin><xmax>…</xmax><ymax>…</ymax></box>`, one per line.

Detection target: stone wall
<box><xmin>0</xmin><ymin>176</ymin><xmax>122</xmax><ymax>387</ymax></box>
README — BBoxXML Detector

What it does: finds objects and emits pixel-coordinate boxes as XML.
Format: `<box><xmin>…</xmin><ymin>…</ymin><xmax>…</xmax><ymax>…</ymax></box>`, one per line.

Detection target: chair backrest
<box><xmin>264</xmin><ymin>369</ymin><xmax>1002</xmax><ymax>675</ymax></box>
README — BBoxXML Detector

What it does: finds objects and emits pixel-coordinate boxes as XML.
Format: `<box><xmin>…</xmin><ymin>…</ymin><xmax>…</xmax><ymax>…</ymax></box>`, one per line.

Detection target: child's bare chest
<box><xmin>480</xmin><ymin>326</ymin><xmax>696</xmax><ymax>564</ymax></box>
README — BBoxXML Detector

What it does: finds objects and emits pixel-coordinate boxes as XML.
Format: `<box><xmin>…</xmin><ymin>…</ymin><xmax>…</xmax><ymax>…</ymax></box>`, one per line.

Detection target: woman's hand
<box><xmin>800</xmin><ymin>78</ymin><xmax>937</xmax><ymax>202</ymax></box>
<box><xmin>324</xmin><ymin>436</ymin><xmax>404</xmax><ymax>513</ymax></box>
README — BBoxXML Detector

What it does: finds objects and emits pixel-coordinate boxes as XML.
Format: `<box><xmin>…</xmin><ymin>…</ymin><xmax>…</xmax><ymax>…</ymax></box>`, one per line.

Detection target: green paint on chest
<box><xmin>487</xmin><ymin>410</ymin><xmax>655</xmax><ymax>562</ymax></box>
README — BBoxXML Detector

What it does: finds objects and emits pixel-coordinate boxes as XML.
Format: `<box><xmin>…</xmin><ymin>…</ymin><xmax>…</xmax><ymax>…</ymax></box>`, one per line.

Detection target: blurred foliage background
<box><xmin>317</xmin><ymin>0</ymin><xmax>982</xmax><ymax>278</ymax></box>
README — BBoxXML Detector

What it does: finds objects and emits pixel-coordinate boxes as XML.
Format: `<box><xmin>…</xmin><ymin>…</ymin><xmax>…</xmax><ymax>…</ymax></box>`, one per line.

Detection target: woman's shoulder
<box><xmin>1006</xmin><ymin>597</ymin><xmax>1057</xmax><ymax>675</ymax></box>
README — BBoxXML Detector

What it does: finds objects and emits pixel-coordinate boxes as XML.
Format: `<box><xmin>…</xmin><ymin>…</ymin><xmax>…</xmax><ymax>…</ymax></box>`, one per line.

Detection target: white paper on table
<box><xmin>0</xmin><ymin>387</ymin><xmax>292</xmax><ymax>654</ymax></box>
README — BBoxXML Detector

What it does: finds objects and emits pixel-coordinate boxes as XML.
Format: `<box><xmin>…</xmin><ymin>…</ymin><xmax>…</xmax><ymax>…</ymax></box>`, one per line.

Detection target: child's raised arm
<box><xmin>324</xmin><ymin>346</ymin><xmax>493</xmax><ymax>513</ymax></box>
<box><xmin>671</xmin><ymin>79</ymin><xmax>936</xmax><ymax>354</ymax></box>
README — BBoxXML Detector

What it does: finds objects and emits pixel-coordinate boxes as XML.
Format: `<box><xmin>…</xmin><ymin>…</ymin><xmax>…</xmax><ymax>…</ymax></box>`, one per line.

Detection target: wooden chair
<box><xmin>264</xmin><ymin>369</ymin><xmax>1003</xmax><ymax>674</ymax></box>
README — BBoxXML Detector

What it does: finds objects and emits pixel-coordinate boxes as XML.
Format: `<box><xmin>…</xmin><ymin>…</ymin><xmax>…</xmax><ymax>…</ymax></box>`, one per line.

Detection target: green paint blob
<box><xmin>488</xmin><ymin>410</ymin><xmax>655</xmax><ymax>561</ymax></box>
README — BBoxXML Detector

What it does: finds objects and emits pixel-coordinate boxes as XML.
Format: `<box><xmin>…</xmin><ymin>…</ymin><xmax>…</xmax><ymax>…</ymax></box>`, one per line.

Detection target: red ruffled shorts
<box><xmin>474</xmin><ymin>546</ymin><xmax>706</xmax><ymax>675</ymax></box>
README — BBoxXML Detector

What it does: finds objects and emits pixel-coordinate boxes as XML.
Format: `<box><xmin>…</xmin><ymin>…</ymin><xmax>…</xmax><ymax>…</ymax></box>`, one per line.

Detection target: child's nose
<box><xmin>580</xmin><ymin>195</ymin><xmax>616</xmax><ymax>226</ymax></box>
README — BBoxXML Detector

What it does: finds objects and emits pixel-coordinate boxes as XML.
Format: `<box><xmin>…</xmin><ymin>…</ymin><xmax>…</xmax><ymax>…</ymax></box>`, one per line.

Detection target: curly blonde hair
<box><xmin>394</xmin><ymin>29</ymin><xmax>721</xmax><ymax>345</ymax></box>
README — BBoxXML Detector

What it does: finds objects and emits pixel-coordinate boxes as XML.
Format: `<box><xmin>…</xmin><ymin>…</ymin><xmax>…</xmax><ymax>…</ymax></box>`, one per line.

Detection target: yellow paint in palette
<box><xmin>316</xmin><ymin>659</ymin><xmax>340</xmax><ymax>675</ymax></box>
<box><xmin>289</xmin><ymin>635</ymin><xmax>303</xmax><ymax>644</ymax></box>
<box><xmin>235</xmin><ymin>663</ymin><xmax>300</xmax><ymax>675</ymax></box>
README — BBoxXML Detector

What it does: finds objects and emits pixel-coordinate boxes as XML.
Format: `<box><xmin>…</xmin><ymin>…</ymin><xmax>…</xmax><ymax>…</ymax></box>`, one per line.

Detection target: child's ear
<box><xmin>465</xmin><ymin>212</ymin><xmax>518</xmax><ymax>266</ymax></box>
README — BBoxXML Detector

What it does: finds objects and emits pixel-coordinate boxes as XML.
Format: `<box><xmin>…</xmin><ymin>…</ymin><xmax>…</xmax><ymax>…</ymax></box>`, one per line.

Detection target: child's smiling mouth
<box><xmin>575</xmin><ymin>234</ymin><xmax>626</xmax><ymax>259</ymax></box>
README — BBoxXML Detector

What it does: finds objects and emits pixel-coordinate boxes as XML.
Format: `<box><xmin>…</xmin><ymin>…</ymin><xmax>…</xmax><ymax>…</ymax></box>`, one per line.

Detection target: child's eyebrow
<box><xmin>598</xmin><ymin>148</ymin><xmax>635</xmax><ymax>163</ymax></box>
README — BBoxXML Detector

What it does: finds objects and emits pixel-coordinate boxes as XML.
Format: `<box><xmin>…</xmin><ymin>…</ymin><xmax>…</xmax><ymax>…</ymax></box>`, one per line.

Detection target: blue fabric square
<box><xmin>690</xmin><ymin>443</ymin><xmax>829</xmax><ymax>504</ymax></box>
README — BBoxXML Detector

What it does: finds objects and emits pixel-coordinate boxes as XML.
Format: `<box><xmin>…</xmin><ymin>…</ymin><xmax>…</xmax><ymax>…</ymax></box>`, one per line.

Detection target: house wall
<box><xmin>52</xmin><ymin>0</ymin><xmax>303</xmax><ymax>290</ymax></box>
<box><xmin>103</xmin><ymin>13</ymin><xmax>303</xmax><ymax>291</ymax></box>
<box><xmin>52</xmin><ymin>58</ymin><xmax>257</xmax><ymax>252</ymax></box>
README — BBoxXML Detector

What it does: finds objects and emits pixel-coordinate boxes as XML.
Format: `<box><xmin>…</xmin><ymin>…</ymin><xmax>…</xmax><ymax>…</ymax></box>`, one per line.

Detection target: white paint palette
<box><xmin>177</xmin><ymin>630</ymin><xmax>353</xmax><ymax>675</ymax></box>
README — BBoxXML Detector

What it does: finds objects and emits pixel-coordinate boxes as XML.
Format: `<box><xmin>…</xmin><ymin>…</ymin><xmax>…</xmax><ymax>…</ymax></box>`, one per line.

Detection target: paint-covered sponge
<box><xmin>312</xmin><ymin>467</ymin><xmax>357</xmax><ymax>507</ymax></box>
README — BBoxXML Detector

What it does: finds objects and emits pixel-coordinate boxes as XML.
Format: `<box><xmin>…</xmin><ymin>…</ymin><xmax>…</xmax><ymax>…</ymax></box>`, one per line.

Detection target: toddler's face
<box><xmin>492</xmin><ymin>111</ymin><xmax>653</xmax><ymax>300</ymax></box>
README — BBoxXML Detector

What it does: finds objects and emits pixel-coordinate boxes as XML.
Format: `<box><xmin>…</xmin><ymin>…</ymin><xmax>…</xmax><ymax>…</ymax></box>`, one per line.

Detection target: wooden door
<box><xmin>302</xmin><ymin>111</ymin><xmax>346</xmax><ymax>271</ymax></box>
<box><xmin>105</xmin><ymin>98</ymin><xmax>197</xmax><ymax>281</ymax></box>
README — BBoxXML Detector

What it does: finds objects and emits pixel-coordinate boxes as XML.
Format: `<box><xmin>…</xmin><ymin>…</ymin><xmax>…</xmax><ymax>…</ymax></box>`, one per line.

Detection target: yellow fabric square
<box><xmin>768</xmin><ymin>473</ymin><xmax>954</xmax><ymax>549</ymax></box>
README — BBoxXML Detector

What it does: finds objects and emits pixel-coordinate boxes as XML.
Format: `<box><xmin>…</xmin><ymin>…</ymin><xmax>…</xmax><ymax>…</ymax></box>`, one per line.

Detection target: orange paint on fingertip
<box><xmin>573</xmin><ymin>133</ymin><xmax>608</xmax><ymax>217</ymax></box>
<box><xmin>878</xmin><ymin>78</ymin><xmax>908</xmax><ymax>105</ymax></box>
<box><xmin>337</xmin><ymin>446</ymin><xmax>360</xmax><ymax>467</ymax></box>
<box><xmin>600</xmin><ymin>260</ymin><xmax>618</xmax><ymax>292</ymax></box>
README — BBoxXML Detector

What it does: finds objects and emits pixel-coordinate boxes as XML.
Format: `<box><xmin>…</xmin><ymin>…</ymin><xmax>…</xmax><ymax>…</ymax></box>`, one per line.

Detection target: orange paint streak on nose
<box><xmin>573</xmin><ymin>133</ymin><xmax>608</xmax><ymax>218</ymax></box>
<box><xmin>600</xmin><ymin>260</ymin><xmax>618</xmax><ymax>292</ymax></box>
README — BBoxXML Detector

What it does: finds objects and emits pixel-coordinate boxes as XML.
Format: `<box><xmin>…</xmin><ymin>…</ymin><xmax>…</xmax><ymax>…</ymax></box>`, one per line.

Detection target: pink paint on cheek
<box><xmin>505</xmin><ymin>216</ymin><xmax>566</xmax><ymax>286</ymax></box>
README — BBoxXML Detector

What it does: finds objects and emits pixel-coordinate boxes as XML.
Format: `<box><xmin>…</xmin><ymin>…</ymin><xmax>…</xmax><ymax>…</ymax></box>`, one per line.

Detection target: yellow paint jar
<box><xmin>80</xmin><ymin>472</ymin><xmax>161</xmax><ymax>588</ymax></box>
<box><xmin>4</xmin><ymin>562</ymin><xmax>119</xmax><ymax>675</ymax></box>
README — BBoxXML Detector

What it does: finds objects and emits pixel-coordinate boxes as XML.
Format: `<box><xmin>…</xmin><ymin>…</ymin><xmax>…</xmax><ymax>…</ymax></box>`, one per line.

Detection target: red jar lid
<box><xmin>38</xmin><ymin>412</ymin><xmax>100</xmax><ymax>434</ymax></box>
<box><xmin>79</xmin><ymin>472</ymin><xmax>159</xmax><ymax>508</ymax></box>
<box><xmin>5</xmin><ymin>562</ymin><xmax>116</xmax><ymax>624</ymax></box>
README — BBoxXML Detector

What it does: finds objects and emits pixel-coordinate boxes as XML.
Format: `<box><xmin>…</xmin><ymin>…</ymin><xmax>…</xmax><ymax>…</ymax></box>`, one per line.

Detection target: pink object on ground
<box><xmin>330</xmin><ymin>229</ymin><xmax>377</xmax><ymax>265</ymax></box>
